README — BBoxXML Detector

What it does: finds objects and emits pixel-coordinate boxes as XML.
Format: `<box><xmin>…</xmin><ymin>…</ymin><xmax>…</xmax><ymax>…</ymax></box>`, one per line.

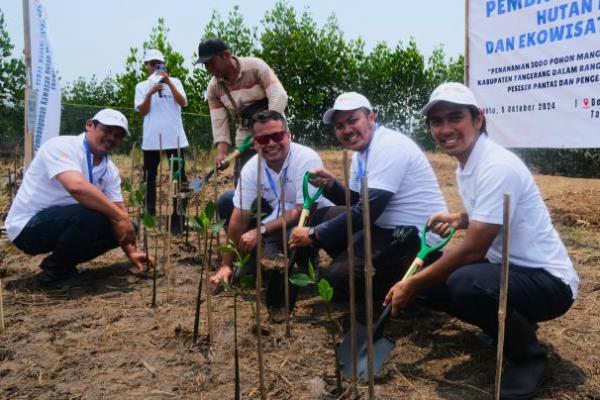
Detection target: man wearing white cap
<box><xmin>5</xmin><ymin>109</ymin><xmax>152</xmax><ymax>286</ymax></box>
<box><xmin>384</xmin><ymin>82</ymin><xmax>578</xmax><ymax>399</ymax></box>
<box><xmin>135</xmin><ymin>49</ymin><xmax>189</xmax><ymax>233</ymax></box>
<box><xmin>290</xmin><ymin>92</ymin><xmax>447</xmax><ymax>304</ymax></box>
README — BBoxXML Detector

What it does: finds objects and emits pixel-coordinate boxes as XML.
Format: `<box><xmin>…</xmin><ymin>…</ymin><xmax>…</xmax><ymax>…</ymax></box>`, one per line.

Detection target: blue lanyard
<box><xmin>356</xmin><ymin>124</ymin><xmax>381</xmax><ymax>192</ymax></box>
<box><xmin>83</xmin><ymin>138</ymin><xmax>107</xmax><ymax>185</ymax></box>
<box><xmin>264</xmin><ymin>151</ymin><xmax>291</xmax><ymax>214</ymax></box>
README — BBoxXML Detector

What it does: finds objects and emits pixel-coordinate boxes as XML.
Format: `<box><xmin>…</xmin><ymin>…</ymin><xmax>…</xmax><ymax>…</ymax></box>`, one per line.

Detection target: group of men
<box><xmin>4</xmin><ymin>37</ymin><xmax>578</xmax><ymax>399</ymax></box>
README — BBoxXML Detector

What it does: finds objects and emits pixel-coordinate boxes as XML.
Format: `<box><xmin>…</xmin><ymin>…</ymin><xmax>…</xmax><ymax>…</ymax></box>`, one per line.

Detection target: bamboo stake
<box><xmin>255</xmin><ymin>150</ymin><xmax>266</xmax><ymax>400</ymax></box>
<box><xmin>464</xmin><ymin>0</ymin><xmax>471</xmax><ymax>85</ymax></box>
<box><xmin>0</xmin><ymin>278</ymin><xmax>5</xmax><ymax>333</ymax></box>
<box><xmin>495</xmin><ymin>193</ymin><xmax>512</xmax><ymax>400</ymax></box>
<box><xmin>129</xmin><ymin>141</ymin><xmax>137</xmax><ymax>217</ymax></box>
<box><xmin>164</xmin><ymin>156</ymin><xmax>174</xmax><ymax>302</ymax></box>
<box><xmin>158</xmin><ymin>135</ymin><xmax>164</xmax><ymax>232</ymax></box>
<box><xmin>204</xmin><ymin>217</ymin><xmax>214</xmax><ymax>347</ymax></box>
<box><xmin>192</xmin><ymin>216</ymin><xmax>204</xmax><ymax>345</ymax></box>
<box><xmin>343</xmin><ymin>151</ymin><xmax>358</xmax><ymax>397</ymax></box>
<box><xmin>361</xmin><ymin>176</ymin><xmax>376</xmax><ymax>400</ymax></box>
<box><xmin>279</xmin><ymin>173</ymin><xmax>290</xmax><ymax>337</ymax></box>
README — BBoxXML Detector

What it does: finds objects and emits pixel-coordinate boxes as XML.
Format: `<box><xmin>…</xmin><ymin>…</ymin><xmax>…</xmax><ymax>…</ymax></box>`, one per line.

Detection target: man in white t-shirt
<box><xmin>385</xmin><ymin>82</ymin><xmax>579</xmax><ymax>399</ymax></box>
<box><xmin>135</xmin><ymin>49</ymin><xmax>189</xmax><ymax>234</ymax></box>
<box><xmin>208</xmin><ymin>110</ymin><xmax>332</xmax><ymax>319</ymax></box>
<box><xmin>5</xmin><ymin>109</ymin><xmax>153</xmax><ymax>286</ymax></box>
<box><xmin>290</xmin><ymin>92</ymin><xmax>448</xmax><ymax>304</ymax></box>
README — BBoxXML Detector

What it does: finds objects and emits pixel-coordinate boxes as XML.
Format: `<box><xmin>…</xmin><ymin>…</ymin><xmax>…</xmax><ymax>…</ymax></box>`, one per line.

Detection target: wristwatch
<box><xmin>308</xmin><ymin>226</ymin><xmax>319</xmax><ymax>244</ymax></box>
<box><xmin>259</xmin><ymin>224</ymin><xmax>268</xmax><ymax>236</ymax></box>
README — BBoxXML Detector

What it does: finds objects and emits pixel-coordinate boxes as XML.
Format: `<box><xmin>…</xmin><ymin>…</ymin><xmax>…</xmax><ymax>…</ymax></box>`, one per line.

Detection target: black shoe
<box><xmin>36</xmin><ymin>268</ymin><xmax>79</xmax><ymax>287</ymax></box>
<box><xmin>268</xmin><ymin>306</ymin><xmax>288</xmax><ymax>323</ymax></box>
<box><xmin>170</xmin><ymin>214</ymin><xmax>183</xmax><ymax>235</ymax></box>
<box><xmin>500</xmin><ymin>355</ymin><xmax>547</xmax><ymax>399</ymax></box>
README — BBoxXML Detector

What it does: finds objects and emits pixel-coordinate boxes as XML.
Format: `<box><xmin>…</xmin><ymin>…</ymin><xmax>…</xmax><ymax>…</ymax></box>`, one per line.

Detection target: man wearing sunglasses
<box><xmin>208</xmin><ymin>110</ymin><xmax>332</xmax><ymax>320</ymax></box>
<box><xmin>195</xmin><ymin>38</ymin><xmax>288</xmax><ymax>180</ymax></box>
<box><xmin>289</xmin><ymin>92</ymin><xmax>447</xmax><ymax>306</ymax></box>
<box><xmin>135</xmin><ymin>49</ymin><xmax>189</xmax><ymax>234</ymax></box>
<box><xmin>5</xmin><ymin>109</ymin><xmax>153</xmax><ymax>287</ymax></box>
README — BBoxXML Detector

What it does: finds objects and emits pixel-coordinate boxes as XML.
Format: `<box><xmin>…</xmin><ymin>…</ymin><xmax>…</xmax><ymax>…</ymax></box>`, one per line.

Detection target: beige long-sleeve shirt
<box><xmin>207</xmin><ymin>56</ymin><xmax>288</xmax><ymax>146</ymax></box>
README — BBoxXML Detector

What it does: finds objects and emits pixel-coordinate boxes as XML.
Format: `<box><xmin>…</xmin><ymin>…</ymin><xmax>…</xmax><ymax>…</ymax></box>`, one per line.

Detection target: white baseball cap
<box><xmin>420</xmin><ymin>82</ymin><xmax>480</xmax><ymax>116</ymax></box>
<box><xmin>92</xmin><ymin>109</ymin><xmax>130</xmax><ymax>136</ymax></box>
<box><xmin>322</xmin><ymin>92</ymin><xmax>373</xmax><ymax>124</ymax></box>
<box><xmin>143</xmin><ymin>49</ymin><xmax>165</xmax><ymax>63</ymax></box>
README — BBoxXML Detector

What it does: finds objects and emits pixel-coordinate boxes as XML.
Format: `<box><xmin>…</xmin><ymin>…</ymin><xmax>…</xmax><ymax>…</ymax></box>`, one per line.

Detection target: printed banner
<box><xmin>468</xmin><ymin>0</ymin><xmax>600</xmax><ymax>148</ymax></box>
<box><xmin>28</xmin><ymin>0</ymin><xmax>61</xmax><ymax>152</ymax></box>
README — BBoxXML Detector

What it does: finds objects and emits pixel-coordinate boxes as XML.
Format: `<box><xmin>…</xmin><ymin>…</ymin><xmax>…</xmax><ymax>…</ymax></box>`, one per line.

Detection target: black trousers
<box><xmin>417</xmin><ymin>262</ymin><xmax>573</xmax><ymax>361</ymax></box>
<box><xmin>310</xmin><ymin>206</ymin><xmax>426</xmax><ymax>305</ymax></box>
<box><xmin>143</xmin><ymin>149</ymin><xmax>187</xmax><ymax>215</ymax></box>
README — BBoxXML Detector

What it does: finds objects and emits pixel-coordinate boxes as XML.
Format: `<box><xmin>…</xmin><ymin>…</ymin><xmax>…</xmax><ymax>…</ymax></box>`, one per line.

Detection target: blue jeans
<box><xmin>12</xmin><ymin>204</ymin><xmax>124</xmax><ymax>272</ymax></box>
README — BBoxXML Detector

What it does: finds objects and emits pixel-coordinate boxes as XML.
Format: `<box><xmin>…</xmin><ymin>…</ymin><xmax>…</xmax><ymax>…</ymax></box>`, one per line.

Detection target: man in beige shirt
<box><xmin>194</xmin><ymin>38</ymin><xmax>288</xmax><ymax>178</ymax></box>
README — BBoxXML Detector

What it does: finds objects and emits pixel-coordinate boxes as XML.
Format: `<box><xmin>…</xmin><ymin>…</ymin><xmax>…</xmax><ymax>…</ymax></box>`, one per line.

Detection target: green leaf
<box><xmin>141</xmin><ymin>214</ymin><xmax>156</xmax><ymax>228</ymax></box>
<box><xmin>221</xmin><ymin>280</ymin><xmax>232</xmax><ymax>293</ymax></box>
<box><xmin>219</xmin><ymin>244</ymin><xmax>238</xmax><ymax>255</ymax></box>
<box><xmin>308</xmin><ymin>259</ymin><xmax>316</xmax><ymax>281</ymax></box>
<box><xmin>240</xmin><ymin>275</ymin><xmax>254</xmax><ymax>291</ymax></box>
<box><xmin>134</xmin><ymin>190</ymin><xmax>144</xmax><ymax>206</ymax></box>
<box><xmin>241</xmin><ymin>254</ymin><xmax>251</xmax><ymax>266</ymax></box>
<box><xmin>289</xmin><ymin>273</ymin><xmax>313</xmax><ymax>287</ymax></box>
<box><xmin>317</xmin><ymin>278</ymin><xmax>334</xmax><ymax>304</ymax></box>
<box><xmin>211</xmin><ymin>219</ymin><xmax>225</xmax><ymax>234</ymax></box>
<box><xmin>204</xmin><ymin>200</ymin><xmax>216</xmax><ymax>221</ymax></box>
<box><xmin>123</xmin><ymin>182</ymin><xmax>132</xmax><ymax>194</ymax></box>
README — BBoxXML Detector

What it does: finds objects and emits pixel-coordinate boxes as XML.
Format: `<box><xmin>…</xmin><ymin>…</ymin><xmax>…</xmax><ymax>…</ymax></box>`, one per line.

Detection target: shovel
<box><xmin>338</xmin><ymin>223</ymin><xmax>455</xmax><ymax>381</ymax></box>
<box><xmin>266</xmin><ymin>172</ymin><xmax>324</xmax><ymax>315</ymax></box>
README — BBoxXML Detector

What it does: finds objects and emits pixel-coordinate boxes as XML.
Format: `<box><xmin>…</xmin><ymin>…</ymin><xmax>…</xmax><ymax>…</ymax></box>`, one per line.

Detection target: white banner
<box><xmin>28</xmin><ymin>0</ymin><xmax>61</xmax><ymax>153</ymax></box>
<box><xmin>468</xmin><ymin>0</ymin><xmax>600</xmax><ymax>148</ymax></box>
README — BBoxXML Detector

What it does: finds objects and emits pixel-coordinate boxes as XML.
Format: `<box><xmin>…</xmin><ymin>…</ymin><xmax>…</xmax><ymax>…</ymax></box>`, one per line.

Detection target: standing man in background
<box><xmin>195</xmin><ymin>38</ymin><xmax>288</xmax><ymax>180</ymax></box>
<box><xmin>135</xmin><ymin>49</ymin><xmax>189</xmax><ymax>234</ymax></box>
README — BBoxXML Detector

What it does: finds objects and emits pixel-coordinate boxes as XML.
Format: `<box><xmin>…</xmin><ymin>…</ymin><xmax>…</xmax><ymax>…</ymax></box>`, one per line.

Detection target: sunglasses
<box><xmin>254</xmin><ymin>131</ymin><xmax>286</xmax><ymax>146</ymax></box>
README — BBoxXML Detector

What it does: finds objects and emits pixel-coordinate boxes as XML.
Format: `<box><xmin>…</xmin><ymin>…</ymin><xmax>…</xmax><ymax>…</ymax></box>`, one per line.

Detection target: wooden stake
<box><xmin>495</xmin><ymin>193</ymin><xmax>511</xmax><ymax>400</ymax></box>
<box><xmin>129</xmin><ymin>141</ymin><xmax>137</xmax><ymax>217</ymax></box>
<box><xmin>279</xmin><ymin>173</ymin><xmax>291</xmax><ymax>337</ymax></box>
<box><xmin>255</xmin><ymin>150</ymin><xmax>266</xmax><ymax>400</ymax></box>
<box><xmin>204</xmin><ymin>220</ymin><xmax>214</xmax><ymax>346</ymax></box>
<box><xmin>158</xmin><ymin>135</ymin><xmax>164</xmax><ymax>232</ymax></box>
<box><xmin>0</xmin><ymin>278</ymin><xmax>5</xmax><ymax>333</ymax></box>
<box><xmin>343</xmin><ymin>151</ymin><xmax>358</xmax><ymax>397</ymax></box>
<box><xmin>361</xmin><ymin>176</ymin><xmax>376</xmax><ymax>400</ymax></box>
<box><xmin>465</xmin><ymin>0</ymin><xmax>471</xmax><ymax>85</ymax></box>
<box><xmin>164</xmin><ymin>156</ymin><xmax>174</xmax><ymax>302</ymax></box>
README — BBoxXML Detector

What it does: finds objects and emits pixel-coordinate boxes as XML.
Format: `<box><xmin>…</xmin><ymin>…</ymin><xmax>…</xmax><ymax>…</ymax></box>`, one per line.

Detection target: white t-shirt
<box><xmin>134</xmin><ymin>76</ymin><xmax>189</xmax><ymax>150</ymax></box>
<box><xmin>5</xmin><ymin>133</ymin><xmax>123</xmax><ymax>241</ymax></box>
<box><xmin>349</xmin><ymin>126</ymin><xmax>447</xmax><ymax>232</ymax></box>
<box><xmin>457</xmin><ymin>135</ymin><xmax>579</xmax><ymax>298</ymax></box>
<box><xmin>233</xmin><ymin>143</ymin><xmax>333</xmax><ymax>224</ymax></box>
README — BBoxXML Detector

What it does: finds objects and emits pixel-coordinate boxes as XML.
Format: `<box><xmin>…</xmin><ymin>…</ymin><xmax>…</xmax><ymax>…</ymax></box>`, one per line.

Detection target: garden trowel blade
<box><xmin>338</xmin><ymin>308</ymin><xmax>395</xmax><ymax>381</ymax></box>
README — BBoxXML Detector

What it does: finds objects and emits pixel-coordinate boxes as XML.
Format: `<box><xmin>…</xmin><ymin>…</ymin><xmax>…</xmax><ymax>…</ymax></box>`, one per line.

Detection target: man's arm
<box><xmin>55</xmin><ymin>171</ymin><xmax>135</xmax><ymax>246</ymax></box>
<box><xmin>256</xmin><ymin>58</ymin><xmax>288</xmax><ymax>114</ymax></box>
<box><xmin>162</xmin><ymin>73</ymin><xmax>186</xmax><ymax>107</ymax></box>
<box><xmin>136</xmin><ymin>83</ymin><xmax>161</xmax><ymax>117</ymax></box>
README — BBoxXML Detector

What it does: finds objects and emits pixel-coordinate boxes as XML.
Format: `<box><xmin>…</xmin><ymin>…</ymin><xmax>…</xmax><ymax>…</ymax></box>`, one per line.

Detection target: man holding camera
<box><xmin>195</xmin><ymin>38</ymin><xmax>288</xmax><ymax>179</ymax></box>
<box><xmin>135</xmin><ymin>49</ymin><xmax>189</xmax><ymax>234</ymax></box>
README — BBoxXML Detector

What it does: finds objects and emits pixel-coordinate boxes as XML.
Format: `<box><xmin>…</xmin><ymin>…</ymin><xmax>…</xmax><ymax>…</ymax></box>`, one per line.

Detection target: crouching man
<box><xmin>5</xmin><ymin>109</ymin><xmax>153</xmax><ymax>286</ymax></box>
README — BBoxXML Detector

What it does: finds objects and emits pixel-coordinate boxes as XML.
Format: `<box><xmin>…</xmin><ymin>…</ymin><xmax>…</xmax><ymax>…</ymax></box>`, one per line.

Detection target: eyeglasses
<box><xmin>254</xmin><ymin>131</ymin><xmax>286</xmax><ymax>146</ymax></box>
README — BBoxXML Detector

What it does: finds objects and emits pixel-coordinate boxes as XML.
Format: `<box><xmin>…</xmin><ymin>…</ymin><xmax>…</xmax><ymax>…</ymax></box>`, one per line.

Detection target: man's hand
<box><xmin>209</xmin><ymin>265</ymin><xmax>233</xmax><ymax>288</ymax></box>
<box><xmin>128</xmin><ymin>250</ymin><xmax>155</xmax><ymax>271</ymax></box>
<box><xmin>111</xmin><ymin>216</ymin><xmax>136</xmax><ymax>247</ymax></box>
<box><xmin>383</xmin><ymin>278</ymin><xmax>419</xmax><ymax>317</ymax></box>
<box><xmin>215</xmin><ymin>143</ymin><xmax>230</xmax><ymax>169</ymax></box>
<box><xmin>289</xmin><ymin>227</ymin><xmax>313</xmax><ymax>249</ymax></box>
<box><xmin>239</xmin><ymin>228</ymin><xmax>258</xmax><ymax>254</ymax></box>
<box><xmin>155</xmin><ymin>70</ymin><xmax>170</xmax><ymax>84</ymax></box>
<box><xmin>147</xmin><ymin>83</ymin><xmax>164</xmax><ymax>96</ymax></box>
<box><xmin>308</xmin><ymin>167</ymin><xmax>335</xmax><ymax>190</ymax></box>
<box><xmin>427</xmin><ymin>211</ymin><xmax>468</xmax><ymax>237</ymax></box>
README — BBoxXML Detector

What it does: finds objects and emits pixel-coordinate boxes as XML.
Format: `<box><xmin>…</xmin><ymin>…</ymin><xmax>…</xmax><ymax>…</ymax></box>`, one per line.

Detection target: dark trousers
<box><xmin>12</xmin><ymin>204</ymin><xmax>123</xmax><ymax>272</ymax></box>
<box><xmin>310</xmin><ymin>206</ymin><xmax>424</xmax><ymax>305</ymax></box>
<box><xmin>417</xmin><ymin>262</ymin><xmax>573</xmax><ymax>361</ymax></box>
<box><xmin>143</xmin><ymin>149</ymin><xmax>187</xmax><ymax>215</ymax></box>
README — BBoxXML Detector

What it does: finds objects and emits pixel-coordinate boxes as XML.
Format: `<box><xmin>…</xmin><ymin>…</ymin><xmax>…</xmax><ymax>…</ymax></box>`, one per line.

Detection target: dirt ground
<box><xmin>0</xmin><ymin>150</ymin><xmax>599</xmax><ymax>400</ymax></box>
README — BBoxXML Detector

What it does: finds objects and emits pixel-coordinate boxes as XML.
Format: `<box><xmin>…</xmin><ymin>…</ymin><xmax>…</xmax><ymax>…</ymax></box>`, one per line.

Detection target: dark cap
<box><xmin>194</xmin><ymin>38</ymin><xmax>229</xmax><ymax>64</ymax></box>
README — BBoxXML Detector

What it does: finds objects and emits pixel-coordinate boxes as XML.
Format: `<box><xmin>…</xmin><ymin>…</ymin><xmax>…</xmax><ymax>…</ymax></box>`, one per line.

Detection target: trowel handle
<box><xmin>373</xmin><ymin>303</ymin><xmax>392</xmax><ymax>340</ymax></box>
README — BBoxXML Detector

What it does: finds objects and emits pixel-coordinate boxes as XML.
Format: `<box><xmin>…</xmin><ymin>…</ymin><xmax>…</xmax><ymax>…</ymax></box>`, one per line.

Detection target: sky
<box><xmin>0</xmin><ymin>0</ymin><xmax>465</xmax><ymax>84</ymax></box>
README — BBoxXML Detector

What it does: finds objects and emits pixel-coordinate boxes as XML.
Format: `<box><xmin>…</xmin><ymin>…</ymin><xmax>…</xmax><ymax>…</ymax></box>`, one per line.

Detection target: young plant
<box><xmin>188</xmin><ymin>200</ymin><xmax>225</xmax><ymax>345</ymax></box>
<box><xmin>123</xmin><ymin>183</ymin><xmax>158</xmax><ymax>307</ymax></box>
<box><xmin>220</xmin><ymin>241</ymin><xmax>252</xmax><ymax>400</ymax></box>
<box><xmin>290</xmin><ymin>262</ymin><xmax>343</xmax><ymax>395</ymax></box>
